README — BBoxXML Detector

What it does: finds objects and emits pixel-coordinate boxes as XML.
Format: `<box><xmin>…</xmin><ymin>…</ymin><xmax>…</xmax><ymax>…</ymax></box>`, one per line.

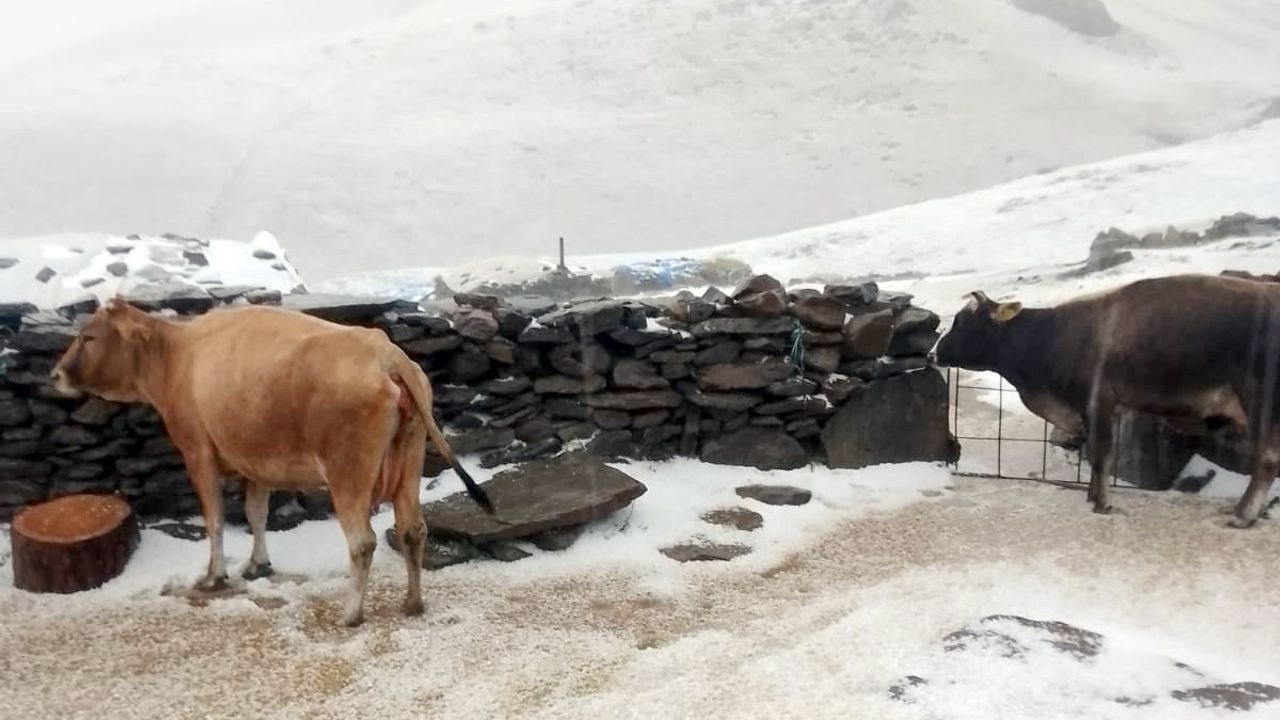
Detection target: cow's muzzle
<box><xmin>50</xmin><ymin>368</ymin><xmax>84</xmax><ymax>398</ymax></box>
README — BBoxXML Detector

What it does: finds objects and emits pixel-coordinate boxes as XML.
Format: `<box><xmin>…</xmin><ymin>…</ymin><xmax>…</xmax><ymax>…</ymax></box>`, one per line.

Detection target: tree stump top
<box><xmin>14</xmin><ymin>494</ymin><xmax>133</xmax><ymax>544</ymax></box>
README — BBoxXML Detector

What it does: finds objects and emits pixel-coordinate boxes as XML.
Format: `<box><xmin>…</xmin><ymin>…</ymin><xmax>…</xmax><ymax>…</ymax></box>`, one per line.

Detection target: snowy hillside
<box><xmin>2</xmin><ymin>0</ymin><xmax>1278</xmax><ymax>281</ymax></box>
<box><xmin>323</xmin><ymin>119</ymin><xmax>1280</xmax><ymax>316</ymax></box>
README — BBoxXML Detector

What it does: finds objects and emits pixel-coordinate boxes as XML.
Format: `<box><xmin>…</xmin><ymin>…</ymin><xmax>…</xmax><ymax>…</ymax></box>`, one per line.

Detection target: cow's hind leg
<box><xmin>391</xmin><ymin>421</ymin><xmax>428</xmax><ymax>617</ymax></box>
<box><xmin>331</xmin><ymin>480</ymin><xmax>378</xmax><ymax>627</ymax></box>
<box><xmin>242</xmin><ymin>482</ymin><xmax>274</xmax><ymax>579</ymax></box>
<box><xmin>1230</xmin><ymin>433</ymin><xmax>1280</xmax><ymax>529</ymax></box>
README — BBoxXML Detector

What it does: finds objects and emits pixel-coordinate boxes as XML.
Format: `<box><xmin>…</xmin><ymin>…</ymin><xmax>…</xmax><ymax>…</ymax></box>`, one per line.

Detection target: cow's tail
<box><xmin>390</xmin><ymin>354</ymin><xmax>495</xmax><ymax>514</ymax></box>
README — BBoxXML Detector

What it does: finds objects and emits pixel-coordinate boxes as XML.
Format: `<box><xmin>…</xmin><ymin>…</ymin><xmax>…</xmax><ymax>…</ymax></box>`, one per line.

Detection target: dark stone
<box><xmin>612</xmin><ymin>360</ymin><xmax>669</xmax><ymax>390</ymax></box>
<box><xmin>546</xmin><ymin>398</ymin><xmax>591</xmax><ymax>420</ymax></box>
<box><xmin>454</xmin><ymin>308</ymin><xmax>500</xmax><ymax>342</ymax></box>
<box><xmin>539</xmin><ymin>299</ymin><xmax>629</xmax><ymax>336</ymax></box>
<box><xmin>945</xmin><ymin>615</ymin><xmax>1103</xmax><ymax>659</ymax></box>
<box><xmin>732</xmin><ymin>274</ymin><xmax>784</xmax><ymax>298</ymax></box>
<box><xmin>505</xmin><ymin>294</ymin><xmax>559</xmax><ymax>316</ymax></box>
<box><xmin>140</xmin><ymin>436</ymin><xmax>178</xmax><ymax>456</ymax></box>
<box><xmin>448</xmin><ymin>428</ymin><xmax>516</xmax><ymax>456</ymax></box>
<box><xmin>690</xmin><ymin>317</ymin><xmax>793</xmax><ymax>337</ymax></box>
<box><xmin>527</xmin><ymin>524</ymin><xmax>585</xmax><ymax>551</ymax></box>
<box><xmin>1171</xmin><ymin>683</ymin><xmax>1280</xmax><ymax>711</ymax></box>
<box><xmin>888</xmin><ymin>330</ymin><xmax>939</xmax><ymax>357</ymax></box>
<box><xmin>683</xmin><ymin>388</ymin><xmax>764</xmax><ymax>412</ymax></box>
<box><xmin>583</xmin><ymin>391</ymin><xmax>682</xmax><ymax>410</ymax></box>
<box><xmin>701</xmin><ymin>427</ymin><xmax>809</xmax><ymax>471</ymax></box>
<box><xmin>755</xmin><ymin>397</ymin><xmax>830</xmax><ymax>416</ymax></box>
<box><xmin>893</xmin><ymin>307</ymin><xmax>940</xmax><ymax>336</ymax></box>
<box><xmin>518</xmin><ymin>323</ymin><xmax>575</xmax><ymax>344</ymax></box>
<box><xmin>423</xmin><ymin>454</ymin><xmax>647</xmax><ymax>543</ymax></box>
<box><xmin>116</xmin><ymin>456</ymin><xmax>171</xmax><ymax>477</ymax></box>
<box><xmin>803</xmin><ymin>329</ymin><xmax>843</xmax><ymax>346</ymax></box>
<box><xmin>402</xmin><ymin>334</ymin><xmax>463</xmax><ymax>356</ymax></box>
<box><xmin>888</xmin><ymin>676</ymin><xmax>928</xmax><ymax>702</ymax></box>
<box><xmin>49</xmin><ymin>425</ymin><xmax>99</xmax><ymax>447</ymax></box>
<box><xmin>1205</xmin><ymin>212</ymin><xmax>1280</xmax><ymax>240</ymax></box>
<box><xmin>804</xmin><ymin>345</ymin><xmax>842</xmax><ymax>374</ymax></box>
<box><xmin>549</xmin><ymin>342</ymin><xmax>612</xmax><ymax>377</ymax></box>
<box><xmin>124</xmin><ymin>282</ymin><xmax>215</xmax><ymax>314</ymax></box>
<box><xmin>57</xmin><ymin>295</ymin><xmax>100</xmax><ymax>317</ymax></box>
<box><xmin>281</xmin><ymin>293</ymin><xmax>412</xmax><ymax>323</ymax></box>
<box><xmin>586</xmin><ymin>430</ymin><xmax>640</xmax><ymax>459</ymax></box>
<box><xmin>480</xmin><ymin>542</ymin><xmax>532</xmax><ymax>562</ymax></box>
<box><xmin>735</xmin><ymin>484</ymin><xmax>812</xmax><ymax>506</ymax></box>
<box><xmin>842</xmin><ymin>309</ymin><xmax>895</xmax><ymax>360</ymax></box>
<box><xmin>660</xmin><ymin>363</ymin><xmax>691</xmax><ymax>380</ymax></box>
<box><xmin>698</xmin><ymin>359</ymin><xmax>791</xmax><ymax>390</ymax></box>
<box><xmin>244</xmin><ymin>288</ymin><xmax>283</xmax><ymax>305</ymax></box>
<box><xmin>822</xmin><ymin>369</ymin><xmax>958</xmax><ymax>469</ymax></box>
<box><xmin>435</xmin><ymin>384</ymin><xmax>479</xmax><ymax>407</ymax></box>
<box><xmin>694</xmin><ymin>340</ymin><xmax>741</xmax><ymax>366</ymax></box>
<box><xmin>660</xmin><ymin>543</ymin><xmax>752</xmax><ymax>562</ymax></box>
<box><xmin>0</xmin><ymin>257</ymin><xmax>17</xmax><ymax>270</ymax></box>
<box><xmin>640</xmin><ymin>425</ymin><xmax>682</xmax><ymax>446</ymax></box>
<box><xmin>479</xmin><ymin>437</ymin><xmax>563</xmax><ymax>468</ymax></box>
<box><xmin>384</xmin><ymin>529</ymin><xmax>489</xmax><ymax>570</ymax></box>
<box><xmin>766</xmin><ymin>378</ymin><xmax>818</xmax><ymax>397</ymax></box>
<box><xmin>207</xmin><ymin>285</ymin><xmax>260</xmax><ymax>303</ymax></box>
<box><xmin>485</xmin><ymin>338</ymin><xmax>516</xmax><ymax>364</ymax></box>
<box><xmin>149</xmin><ymin>522</ymin><xmax>207</xmax><ymax>541</ymax></box>
<box><xmin>489</xmin><ymin>406</ymin><xmax>540</xmax><ymax>429</ymax></box>
<box><xmin>702</xmin><ymin>507</ymin><xmax>764</xmax><ymax>531</ymax></box>
<box><xmin>555</xmin><ymin>422</ymin><xmax>597</xmax><ymax>443</ymax></box>
<box><xmin>793</xmin><ymin>295</ymin><xmax>847</xmax><ymax>330</ymax></box>
<box><xmin>453</xmin><ymin>292</ymin><xmax>502</xmax><ymax>311</ymax></box>
<box><xmin>0</xmin><ymin>399</ymin><xmax>31</xmax><ymax>427</ymax></box>
<box><xmin>534</xmin><ymin>374</ymin><xmax>607</xmax><ymax>395</ymax></box>
<box><xmin>591</xmin><ymin>409</ymin><xmax>632</xmax><ymax>430</ymax></box>
<box><xmin>630</xmin><ymin>410</ymin><xmax>670</xmax><ymax>429</ymax></box>
<box><xmin>396</xmin><ymin>313</ymin><xmax>453</xmax><ymax>333</ymax></box>
<box><xmin>11</xmin><ymin>317</ymin><xmax>78</xmax><ymax>353</ymax></box>
<box><xmin>735</xmin><ymin>289</ymin><xmax>787</xmax><ymax>318</ymax></box>
<box><xmin>0</xmin><ymin>441</ymin><xmax>42</xmax><ymax>458</ymax></box>
<box><xmin>70</xmin><ymin>398</ymin><xmax>123</xmax><ymax>426</ymax></box>
<box><xmin>447</xmin><ymin>346</ymin><xmax>492</xmax><ymax>383</ymax></box>
<box><xmin>515</xmin><ymin>416</ymin><xmax>558</xmax><ymax>443</ymax></box>
<box><xmin>785</xmin><ymin>418</ymin><xmax>821</xmax><ymax>438</ymax></box>
<box><xmin>610</xmin><ymin>328</ymin><xmax>675</xmax><ymax>346</ymax></box>
<box><xmin>649</xmin><ymin>350</ymin><xmax>697</xmax><ymax>364</ymax></box>
<box><xmin>35</xmin><ymin>266</ymin><xmax>57</xmax><ymax>283</ymax></box>
<box><xmin>0</xmin><ymin>479</ymin><xmax>46</xmax><ymax>506</ymax></box>
<box><xmin>743</xmin><ymin>336</ymin><xmax>788</xmax><ymax>353</ymax></box>
<box><xmin>480</xmin><ymin>375</ymin><xmax>533</xmax><ymax>396</ymax></box>
<box><xmin>514</xmin><ymin>346</ymin><xmax>544</xmax><ymax>375</ymax></box>
<box><xmin>824</xmin><ymin>282</ymin><xmax>878</xmax><ymax>306</ymax></box>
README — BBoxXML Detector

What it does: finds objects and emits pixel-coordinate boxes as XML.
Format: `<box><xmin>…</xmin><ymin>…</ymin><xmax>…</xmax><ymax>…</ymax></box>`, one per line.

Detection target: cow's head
<box><xmin>933</xmin><ymin>291</ymin><xmax>1023</xmax><ymax>371</ymax></box>
<box><xmin>51</xmin><ymin>298</ymin><xmax>156</xmax><ymax>403</ymax></box>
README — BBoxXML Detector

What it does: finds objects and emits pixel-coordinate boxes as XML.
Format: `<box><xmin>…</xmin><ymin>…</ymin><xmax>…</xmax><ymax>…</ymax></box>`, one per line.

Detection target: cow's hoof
<box><xmin>195</xmin><ymin>574</ymin><xmax>229</xmax><ymax>593</ymax></box>
<box><xmin>1091</xmin><ymin>504</ymin><xmax>1113</xmax><ymax>515</ymax></box>
<box><xmin>342</xmin><ymin>610</ymin><xmax>365</xmax><ymax>628</ymax></box>
<box><xmin>242</xmin><ymin>562</ymin><xmax>274</xmax><ymax>581</ymax></box>
<box><xmin>402</xmin><ymin>598</ymin><xmax>425</xmax><ymax>617</ymax></box>
<box><xmin>1227</xmin><ymin>515</ymin><xmax>1257</xmax><ymax>530</ymax></box>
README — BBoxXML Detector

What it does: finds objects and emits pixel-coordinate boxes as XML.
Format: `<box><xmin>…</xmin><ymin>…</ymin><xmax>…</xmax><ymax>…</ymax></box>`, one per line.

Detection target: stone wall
<box><xmin>0</xmin><ymin>275</ymin><xmax>956</xmax><ymax>522</ymax></box>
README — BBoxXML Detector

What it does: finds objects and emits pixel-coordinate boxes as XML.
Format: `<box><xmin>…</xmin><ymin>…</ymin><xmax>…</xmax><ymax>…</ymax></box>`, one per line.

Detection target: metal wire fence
<box><xmin>943</xmin><ymin>366</ymin><xmax>1094</xmax><ymax>486</ymax></box>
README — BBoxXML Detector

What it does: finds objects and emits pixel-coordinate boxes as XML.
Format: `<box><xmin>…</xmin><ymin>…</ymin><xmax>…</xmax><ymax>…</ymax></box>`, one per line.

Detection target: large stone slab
<box><xmin>422</xmin><ymin>453</ymin><xmax>647</xmax><ymax>543</ymax></box>
<box><xmin>701</xmin><ymin>427</ymin><xmax>809</xmax><ymax>471</ymax></box>
<box><xmin>282</xmin><ymin>293</ymin><xmax>414</xmax><ymax>323</ymax></box>
<box><xmin>822</xmin><ymin>368</ymin><xmax>959</xmax><ymax>469</ymax></box>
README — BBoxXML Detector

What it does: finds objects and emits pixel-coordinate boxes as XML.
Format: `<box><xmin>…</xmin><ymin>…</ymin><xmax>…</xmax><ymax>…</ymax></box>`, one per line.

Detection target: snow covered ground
<box><xmin>2</xmin><ymin>463</ymin><xmax>1278</xmax><ymax>719</ymax></box>
<box><xmin>3</xmin><ymin>0</ymin><xmax>1279</xmax><ymax>280</ymax></box>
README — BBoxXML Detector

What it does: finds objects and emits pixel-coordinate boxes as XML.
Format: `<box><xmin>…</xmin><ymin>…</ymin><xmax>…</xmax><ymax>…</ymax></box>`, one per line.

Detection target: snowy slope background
<box><xmin>2</xmin><ymin>0</ymin><xmax>1279</xmax><ymax>281</ymax></box>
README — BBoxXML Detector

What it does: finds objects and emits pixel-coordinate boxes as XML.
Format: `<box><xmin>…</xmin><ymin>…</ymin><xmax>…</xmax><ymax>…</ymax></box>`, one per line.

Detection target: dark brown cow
<box><xmin>51</xmin><ymin>299</ymin><xmax>494</xmax><ymax>625</ymax></box>
<box><xmin>934</xmin><ymin>274</ymin><xmax>1280</xmax><ymax>526</ymax></box>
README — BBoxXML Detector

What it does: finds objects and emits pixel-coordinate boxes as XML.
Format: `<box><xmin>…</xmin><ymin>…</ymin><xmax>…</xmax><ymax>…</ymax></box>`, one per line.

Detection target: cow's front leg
<box><xmin>1085</xmin><ymin>409</ymin><xmax>1115</xmax><ymax>515</ymax></box>
<box><xmin>242</xmin><ymin>482</ymin><xmax>274</xmax><ymax>579</ymax></box>
<box><xmin>186</xmin><ymin>456</ymin><xmax>229</xmax><ymax>591</ymax></box>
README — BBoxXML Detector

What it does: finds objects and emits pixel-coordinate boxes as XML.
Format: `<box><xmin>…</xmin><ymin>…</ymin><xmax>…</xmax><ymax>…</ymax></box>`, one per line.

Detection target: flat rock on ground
<box><xmin>701</xmin><ymin>507</ymin><xmax>764</xmax><ymax>531</ymax></box>
<box><xmin>660</xmin><ymin>542</ymin><xmax>753</xmax><ymax>562</ymax></box>
<box><xmin>735</xmin><ymin>484</ymin><xmax>812</xmax><ymax>506</ymax></box>
<box><xmin>423</xmin><ymin>453</ymin><xmax>647</xmax><ymax>543</ymax></box>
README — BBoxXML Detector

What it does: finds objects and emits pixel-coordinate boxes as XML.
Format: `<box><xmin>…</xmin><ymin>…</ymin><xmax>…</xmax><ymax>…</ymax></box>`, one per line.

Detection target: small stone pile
<box><xmin>0</xmin><ymin>273</ymin><xmax>956</xmax><ymax>521</ymax></box>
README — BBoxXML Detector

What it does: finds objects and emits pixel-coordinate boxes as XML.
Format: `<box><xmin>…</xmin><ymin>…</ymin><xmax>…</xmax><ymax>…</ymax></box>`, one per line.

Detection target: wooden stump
<box><xmin>11</xmin><ymin>494</ymin><xmax>139</xmax><ymax>594</ymax></box>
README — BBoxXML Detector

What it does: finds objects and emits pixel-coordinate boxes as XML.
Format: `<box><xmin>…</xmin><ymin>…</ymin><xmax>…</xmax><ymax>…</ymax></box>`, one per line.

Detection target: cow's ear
<box><xmin>966</xmin><ymin>291</ymin><xmax>989</xmax><ymax>308</ymax></box>
<box><xmin>993</xmin><ymin>301</ymin><xmax>1023</xmax><ymax>324</ymax></box>
<box><xmin>104</xmin><ymin>297</ymin><xmax>127</xmax><ymax>315</ymax></box>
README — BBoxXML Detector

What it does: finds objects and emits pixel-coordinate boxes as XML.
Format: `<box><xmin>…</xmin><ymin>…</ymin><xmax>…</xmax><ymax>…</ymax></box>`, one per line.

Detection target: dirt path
<box><xmin>2</xmin><ymin>477</ymin><xmax>1277</xmax><ymax>719</ymax></box>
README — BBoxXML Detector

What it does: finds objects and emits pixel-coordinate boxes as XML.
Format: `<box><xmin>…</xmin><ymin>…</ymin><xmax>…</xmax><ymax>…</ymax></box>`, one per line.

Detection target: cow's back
<box><xmin>1058</xmin><ymin>275</ymin><xmax>1280</xmax><ymax>415</ymax></box>
<box><xmin>169</xmin><ymin>307</ymin><xmax>398</xmax><ymax>486</ymax></box>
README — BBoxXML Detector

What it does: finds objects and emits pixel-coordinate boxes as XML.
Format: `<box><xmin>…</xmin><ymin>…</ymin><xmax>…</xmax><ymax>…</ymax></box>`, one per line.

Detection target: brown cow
<box><xmin>51</xmin><ymin>298</ymin><xmax>494</xmax><ymax>626</ymax></box>
<box><xmin>934</xmin><ymin>274</ymin><xmax>1280</xmax><ymax>527</ymax></box>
